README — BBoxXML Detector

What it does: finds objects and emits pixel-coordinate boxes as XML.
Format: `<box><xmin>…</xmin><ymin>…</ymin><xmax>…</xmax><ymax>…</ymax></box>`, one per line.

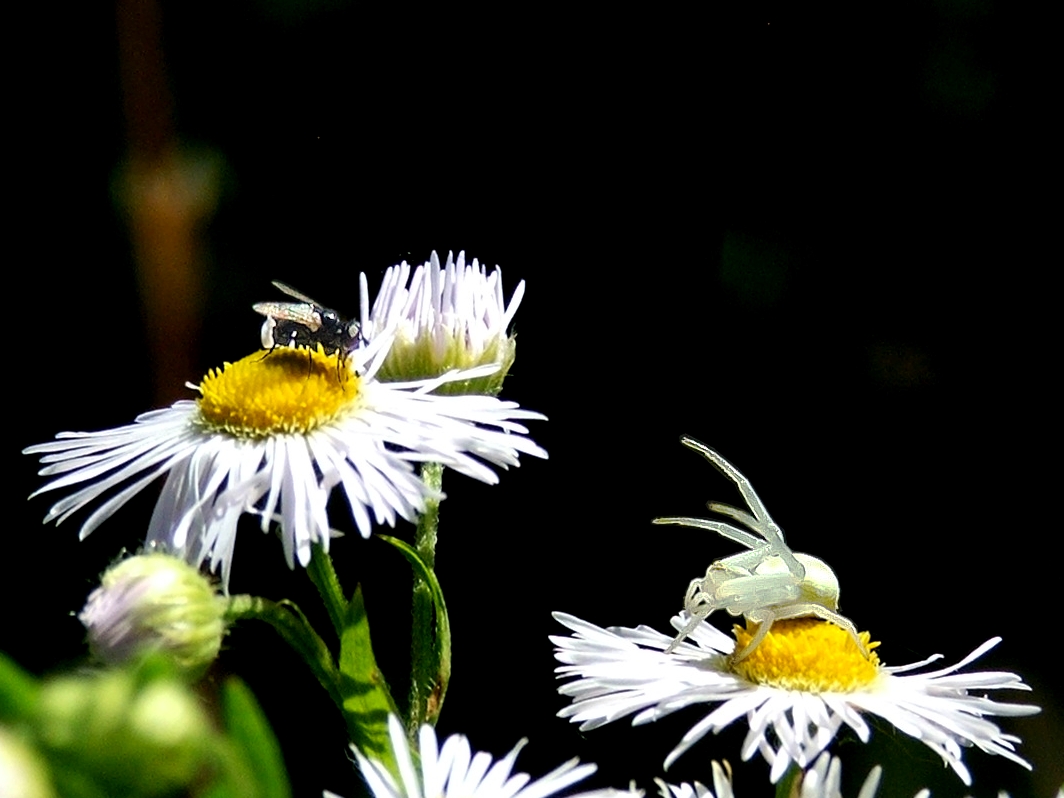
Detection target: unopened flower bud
<box><xmin>0</xmin><ymin>727</ymin><xmax>57</xmax><ymax>798</ymax></box>
<box><xmin>37</xmin><ymin>669</ymin><xmax>210</xmax><ymax>796</ymax></box>
<box><xmin>80</xmin><ymin>553</ymin><xmax>225</xmax><ymax>677</ymax></box>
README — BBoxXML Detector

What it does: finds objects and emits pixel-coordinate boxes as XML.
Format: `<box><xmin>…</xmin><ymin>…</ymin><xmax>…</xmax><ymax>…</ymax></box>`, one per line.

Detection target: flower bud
<box><xmin>79</xmin><ymin>553</ymin><xmax>225</xmax><ymax>677</ymax></box>
<box><xmin>36</xmin><ymin>668</ymin><xmax>211</xmax><ymax>796</ymax></box>
<box><xmin>0</xmin><ymin>726</ymin><xmax>57</xmax><ymax>798</ymax></box>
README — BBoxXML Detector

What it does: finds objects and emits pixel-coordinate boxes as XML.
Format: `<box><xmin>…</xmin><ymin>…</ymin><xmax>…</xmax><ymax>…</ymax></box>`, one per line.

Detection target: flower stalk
<box><xmin>307</xmin><ymin>543</ymin><xmax>349</xmax><ymax>639</ymax></box>
<box><xmin>225</xmin><ymin>594</ymin><xmax>343</xmax><ymax>709</ymax></box>
<box><xmin>408</xmin><ymin>461</ymin><xmax>444</xmax><ymax>738</ymax></box>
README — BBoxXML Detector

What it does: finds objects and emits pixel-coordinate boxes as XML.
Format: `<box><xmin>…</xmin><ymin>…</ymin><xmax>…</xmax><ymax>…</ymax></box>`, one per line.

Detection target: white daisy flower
<box><xmin>655</xmin><ymin>762</ymin><xmax>734</xmax><ymax>798</ymax></box>
<box><xmin>551</xmin><ymin>612</ymin><xmax>1040</xmax><ymax>787</ymax></box>
<box><xmin>347</xmin><ymin>714</ymin><xmax>636</xmax><ymax>798</ymax></box>
<box><xmin>25</xmin><ymin>330</ymin><xmax>545</xmax><ymax>590</ymax></box>
<box><xmin>790</xmin><ymin>753</ymin><xmax>883</xmax><ymax>798</ymax></box>
<box><xmin>655</xmin><ymin>754</ymin><xmax>887</xmax><ymax>798</ymax></box>
<box><xmin>365</xmin><ymin>250</ymin><xmax>523</xmax><ymax>393</ymax></box>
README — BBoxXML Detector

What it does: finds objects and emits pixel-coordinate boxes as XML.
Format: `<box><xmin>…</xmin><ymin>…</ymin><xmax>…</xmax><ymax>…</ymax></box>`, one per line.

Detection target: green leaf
<box><xmin>0</xmin><ymin>651</ymin><xmax>40</xmax><ymax>721</ymax></box>
<box><xmin>337</xmin><ymin>586</ymin><xmax>401</xmax><ymax>779</ymax></box>
<box><xmin>220</xmin><ymin>677</ymin><xmax>292</xmax><ymax>798</ymax></box>
<box><xmin>378</xmin><ymin>534</ymin><xmax>451</xmax><ymax>731</ymax></box>
<box><xmin>225</xmin><ymin>595</ymin><xmax>342</xmax><ymax>708</ymax></box>
<box><xmin>307</xmin><ymin>544</ymin><xmax>349</xmax><ymax>640</ymax></box>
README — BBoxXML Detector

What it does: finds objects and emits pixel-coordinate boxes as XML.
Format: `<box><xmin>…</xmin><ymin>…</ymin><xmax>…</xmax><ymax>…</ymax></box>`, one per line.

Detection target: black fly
<box><xmin>253</xmin><ymin>282</ymin><xmax>363</xmax><ymax>380</ymax></box>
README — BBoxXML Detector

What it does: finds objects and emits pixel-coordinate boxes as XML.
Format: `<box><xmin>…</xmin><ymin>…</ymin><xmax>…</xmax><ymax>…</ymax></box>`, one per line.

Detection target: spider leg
<box><xmin>664</xmin><ymin>610</ymin><xmax>712</xmax><ymax>654</ymax></box>
<box><xmin>663</xmin><ymin>577</ymin><xmax>721</xmax><ymax>654</ymax></box>
<box><xmin>680</xmin><ymin>437</ymin><xmax>776</xmax><ymax>528</ymax></box>
<box><xmin>681</xmin><ymin>576</ymin><xmax>705</xmax><ymax>605</ymax></box>
<box><xmin>759</xmin><ymin>522</ymin><xmax>802</xmax><ymax>575</ymax></box>
<box><xmin>711</xmin><ymin>547</ymin><xmax>774</xmax><ymax>573</ymax></box>
<box><xmin>771</xmin><ymin>603</ymin><xmax>870</xmax><ymax>659</ymax></box>
<box><xmin>704</xmin><ymin>500</ymin><xmax>804</xmax><ymax>574</ymax></box>
<box><xmin>731</xmin><ymin>609</ymin><xmax>778</xmax><ymax>663</ymax></box>
<box><xmin>705</xmin><ymin>501</ymin><xmax>762</xmax><ymax>534</ymax></box>
<box><xmin>652</xmin><ymin>516</ymin><xmax>763</xmax><ymax>550</ymax></box>
<box><xmin>678</xmin><ymin>438</ymin><xmax>802</xmax><ymax>566</ymax></box>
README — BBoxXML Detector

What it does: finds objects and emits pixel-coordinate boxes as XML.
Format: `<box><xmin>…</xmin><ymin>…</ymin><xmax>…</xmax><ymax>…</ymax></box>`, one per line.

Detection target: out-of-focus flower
<box><xmin>35</xmin><ymin>668</ymin><xmax>210</xmax><ymax>796</ymax></box>
<box><xmin>0</xmin><ymin>727</ymin><xmax>57</xmax><ymax>798</ymax></box>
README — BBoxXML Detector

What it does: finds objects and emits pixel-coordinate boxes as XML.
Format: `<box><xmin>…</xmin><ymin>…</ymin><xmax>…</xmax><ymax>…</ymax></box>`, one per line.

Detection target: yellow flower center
<box><xmin>197</xmin><ymin>348</ymin><xmax>359</xmax><ymax>437</ymax></box>
<box><xmin>731</xmin><ymin>618</ymin><xmax>881</xmax><ymax>693</ymax></box>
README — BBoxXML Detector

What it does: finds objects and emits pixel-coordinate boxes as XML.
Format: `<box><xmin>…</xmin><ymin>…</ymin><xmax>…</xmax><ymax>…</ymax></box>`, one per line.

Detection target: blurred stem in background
<box><xmin>115</xmin><ymin>0</ymin><xmax>219</xmax><ymax>406</ymax></box>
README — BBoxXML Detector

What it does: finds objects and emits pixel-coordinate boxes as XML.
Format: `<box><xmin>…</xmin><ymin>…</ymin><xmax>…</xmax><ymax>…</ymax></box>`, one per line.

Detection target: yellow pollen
<box><xmin>197</xmin><ymin>347</ymin><xmax>359</xmax><ymax>437</ymax></box>
<box><xmin>731</xmin><ymin>618</ymin><xmax>881</xmax><ymax>693</ymax></box>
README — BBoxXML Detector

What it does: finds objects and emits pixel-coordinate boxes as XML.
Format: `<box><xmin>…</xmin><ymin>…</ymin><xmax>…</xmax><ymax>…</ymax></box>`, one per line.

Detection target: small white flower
<box><xmin>25</xmin><ymin>330</ymin><xmax>545</xmax><ymax>590</ymax></box>
<box><xmin>656</xmin><ymin>754</ymin><xmax>887</xmax><ymax>798</ymax></box>
<box><xmin>792</xmin><ymin>753</ymin><xmax>883</xmax><ymax>798</ymax></box>
<box><xmin>349</xmin><ymin>715</ymin><xmax>635</xmax><ymax>798</ymax></box>
<box><xmin>655</xmin><ymin>762</ymin><xmax>734</xmax><ymax>798</ymax></box>
<box><xmin>365</xmin><ymin>250</ymin><xmax>523</xmax><ymax>392</ymax></box>
<box><xmin>552</xmin><ymin>612</ymin><xmax>1040</xmax><ymax>787</ymax></box>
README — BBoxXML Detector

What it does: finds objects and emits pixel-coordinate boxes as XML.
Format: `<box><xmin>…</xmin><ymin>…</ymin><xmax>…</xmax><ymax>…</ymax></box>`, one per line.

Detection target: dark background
<box><xmin>9</xmin><ymin>3</ymin><xmax>1058</xmax><ymax>797</ymax></box>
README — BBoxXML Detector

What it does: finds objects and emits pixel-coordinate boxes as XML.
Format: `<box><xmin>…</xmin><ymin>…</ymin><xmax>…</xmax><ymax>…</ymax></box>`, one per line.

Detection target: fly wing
<box><xmin>271</xmin><ymin>281</ymin><xmax>323</xmax><ymax>306</ymax></box>
<box><xmin>251</xmin><ymin>301</ymin><xmax>323</xmax><ymax>331</ymax></box>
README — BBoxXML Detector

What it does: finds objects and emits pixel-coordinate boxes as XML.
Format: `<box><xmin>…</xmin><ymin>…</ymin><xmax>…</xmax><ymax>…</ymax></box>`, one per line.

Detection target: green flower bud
<box><xmin>0</xmin><ymin>726</ymin><xmax>57</xmax><ymax>798</ymax></box>
<box><xmin>36</xmin><ymin>668</ymin><xmax>211</xmax><ymax>797</ymax></box>
<box><xmin>80</xmin><ymin>553</ymin><xmax>225</xmax><ymax>677</ymax></box>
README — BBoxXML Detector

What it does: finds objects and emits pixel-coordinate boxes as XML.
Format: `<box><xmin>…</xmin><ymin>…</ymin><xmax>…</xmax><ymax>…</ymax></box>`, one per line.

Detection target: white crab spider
<box><xmin>654</xmin><ymin>437</ymin><xmax>869</xmax><ymax>663</ymax></box>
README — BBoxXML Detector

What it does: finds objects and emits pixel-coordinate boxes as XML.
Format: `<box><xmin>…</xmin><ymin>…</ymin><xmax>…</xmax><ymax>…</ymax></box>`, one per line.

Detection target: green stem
<box><xmin>415</xmin><ymin>462</ymin><xmax>443</xmax><ymax>571</ymax></box>
<box><xmin>228</xmin><ymin>590</ymin><xmax>403</xmax><ymax>783</ymax></box>
<box><xmin>226</xmin><ymin>595</ymin><xmax>341</xmax><ymax>707</ymax></box>
<box><xmin>307</xmin><ymin>542</ymin><xmax>348</xmax><ymax>639</ymax></box>
<box><xmin>408</xmin><ymin>461</ymin><xmax>443</xmax><ymax>740</ymax></box>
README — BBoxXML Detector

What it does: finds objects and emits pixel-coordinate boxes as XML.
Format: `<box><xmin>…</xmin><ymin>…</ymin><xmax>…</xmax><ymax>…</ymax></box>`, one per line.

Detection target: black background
<box><xmin>8</xmin><ymin>3</ymin><xmax>1059</xmax><ymax>797</ymax></box>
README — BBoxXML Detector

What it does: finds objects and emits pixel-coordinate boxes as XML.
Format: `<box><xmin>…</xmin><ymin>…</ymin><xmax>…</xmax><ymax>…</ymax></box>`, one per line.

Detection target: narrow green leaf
<box><xmin>338</xmin><ymin>586</ymin><xmax>401</xmax><ymax>780</ymax></box>
<box><xmin>225</xmin><ymin>595</ymin><xmax>342</xmax><ymax>708</ymax></box>
<box><xmin>0</xmin><ymin>651</ymin><xmax>40</xmax><ymax>721</ymax></box>
<box><xmin>307</xmin><ymin>543</ymin><xmax>349</xmax><ymax>639</ymax></box>
<box><xmin>220</xmin><ymin>677</ymin><xmax>292</xmax><ymax>798</ymax></box>
<box><xmin>378</xmin><ymin>534</ymin><xmax>451</xmax><ymax>730</ymax></box>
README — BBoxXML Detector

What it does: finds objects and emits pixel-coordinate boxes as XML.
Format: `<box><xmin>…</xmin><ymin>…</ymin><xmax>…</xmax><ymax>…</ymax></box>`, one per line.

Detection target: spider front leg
<box><xmin>664</xmin><ymin>558</ymin><xmax>756</xmax><ymax>654</ymax></box>
<box><xmin>731</xmin><ymin>607</ymin><xmax>781</xmax><ymax>663</ymax></box>
<box><xmin>663</xmin><ymin>576</ymin><xmax>719</xmax><ymax>654</ymax></box>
